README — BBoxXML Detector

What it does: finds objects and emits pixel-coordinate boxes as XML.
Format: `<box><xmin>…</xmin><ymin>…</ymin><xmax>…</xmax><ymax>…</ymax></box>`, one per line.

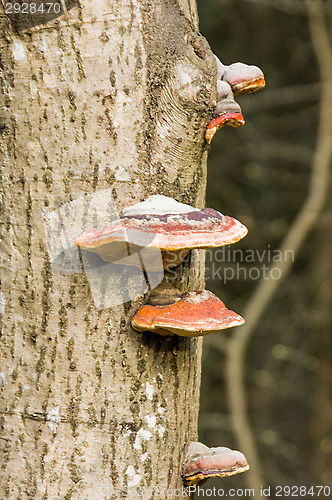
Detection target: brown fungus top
<box><xmin>183</xmin><ymin>442</ymin><xmax>249</xmax><ymax>486</ymax></box>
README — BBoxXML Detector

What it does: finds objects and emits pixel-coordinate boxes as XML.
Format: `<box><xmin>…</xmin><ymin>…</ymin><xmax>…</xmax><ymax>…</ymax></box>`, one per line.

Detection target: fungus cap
<box><xmin>183</xmin><ymin>442</ymin><xmax>249</xmax><ymax>486</ymax></box>
<box><xmin>205</xmin><ymin>111</ymin><xmax>245</xmax><ymax>144</ymax></box>
<box><xmin>205</xmin><ymin>80</ymin><xmax>245</xmax><ymax>143</ymax></box>
<box><xmin>214</xmin><ymin>55</ymin><xmax>265</xmax><ymax>95</ymax></box>
<box><xmin>222</xmin><ymin>62</ymin><xmax>266</xmax><ymax>95</ymax></box>
<box><xmin>75</xmin><ymin>196</ymin><xmax>247</xmax><ymax>270</ymax></box>
<box><xmin>131</xmin><ymin>289</ymin><xmax>244</xmax><ymax>337</ymax></box>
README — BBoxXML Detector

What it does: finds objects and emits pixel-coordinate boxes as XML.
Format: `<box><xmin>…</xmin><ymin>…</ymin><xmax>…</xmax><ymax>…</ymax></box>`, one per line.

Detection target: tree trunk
<box><xmin>0</xmin><ymin>1</ymin><xmax>216</xmax><ymax>498</ymax></box>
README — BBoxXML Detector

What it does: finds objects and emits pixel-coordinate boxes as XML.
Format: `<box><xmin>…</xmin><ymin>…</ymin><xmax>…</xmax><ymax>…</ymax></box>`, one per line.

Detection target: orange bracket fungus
<box><xmin>131</xmin><ymin>284</ymin><xmax>244</xmax><ymax>337</ymax></box>
<box><xmin>205</xmin><ymin>80</ymin><xmax>245</xmax><ymax>144</ymax></box>
<box><xmin>75</xmin><ymin>195</ymin><xmax>247</xmax><ymax>271</ymax></box>
<box><xmin>206</xmin><ymin>55</ymin><xmax>265</xmax><ymax>143</ymax></box>
<box><xmin>215</xmin><ymin>55</ymin><xmax>266</xmax><ymax>95</ymax></box>
<box><xmin>183</xmin><ymin>442</ymin><xmax>249</xmax><ymax>486</ymax></box>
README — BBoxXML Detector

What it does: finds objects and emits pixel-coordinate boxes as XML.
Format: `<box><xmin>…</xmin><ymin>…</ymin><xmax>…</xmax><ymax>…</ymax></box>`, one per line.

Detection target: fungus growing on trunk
<box><xmin>131</xmin><ymin>284</ymin><xmax>244</xmax><ymax>337</ymax></box>
<box><xmin>75</xmin><ymin>195</ymin><xmax>247</xmax><ymax>271</ymax></box>
<box><xmin>205</xmin><ymin>81</ymin><xmax>245</xmax><ymax>144</ymax></box>
<box><xmin>206</xmin><ymin>55</ymin><xmax>265</xmax><ymax>143</ymax></box>
<box><xmin>183</xmin><ymin>442</ymin><xmax>249</xmax><ymax>486</ymax></box>
<box><xmin>215</xmin><ymin>55</ymin><xmax>266</xmax><ymax>95</ymax></box>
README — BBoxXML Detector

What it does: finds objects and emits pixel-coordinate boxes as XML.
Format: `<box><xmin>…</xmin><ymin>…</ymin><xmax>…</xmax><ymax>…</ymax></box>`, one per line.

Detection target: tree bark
<box><xmin>0</xmin><ymin>1</ymin><xmax>216</xmax><ymax>498</ymax></box>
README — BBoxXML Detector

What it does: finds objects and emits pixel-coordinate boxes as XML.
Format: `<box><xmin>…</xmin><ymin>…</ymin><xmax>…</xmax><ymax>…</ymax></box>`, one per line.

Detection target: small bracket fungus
<box><xmin>205</xmin><ymin>80</ymin><xmax>245</xmax><ymax>144</ymax></box>
<box><xmin>183</xmin><ymin>442</ymin><xmax>249</xmax><ymax>486</ymax></box>
<box><xmin>131</xmin><ymin>285</ymin><xmax>244</xmax><ymax>337</ymax></box>
<box><xmin>215</xmin><ymin>55</ymin><xmax>266</xmax><ymax>95</ymax></box>
<box><xmin>206</xmin><ymin>55</ymin><xmax>265</xmax><ymax>143</ymax></box>
<box><xmin>75</xmin><ymin>195</ymin><xmax>247</xmax><ymax>271</ymax></box>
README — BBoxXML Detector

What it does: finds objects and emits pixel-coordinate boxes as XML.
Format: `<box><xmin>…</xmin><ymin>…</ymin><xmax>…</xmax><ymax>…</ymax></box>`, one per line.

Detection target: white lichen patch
<box><xmin>174</xmin><ymin>63</ymin><xmax>193</xmax><ymax>86</ymax></box>
<box><xmin>27</xmin><ymin>141</ymin><xmax>42</xmax><ymax>153</ymax></box>
<box><xmin>11</xmin><ymin>40</ymin><xmax>27</xmax><ymax>61</ymax></box>
<box><xmin>122</xmin><ymin>195</ymin><xmax>199</xmax><ymax>216</ymax></box>
<box><xmin>115</xmin><ymin>167</ymin><xmax>131</xmax><ymax>182</ymax></box>
<box><xmin>0</xmin><ymin>372</ymin><xmax>5</xmax><ymax>387</ymax></box>
<box><xmin>46</xmin><ymin>406</ymin><xmax>61</xmax><ymax>434</ymax></box>
<box><xmin>157</xmin><ymin>405</ymin><xmax>165</xmax><ymax>415</ymax></box>
<box><xmin>184</xmin><ymin>290</ymin><xmax>212</xmax><ymax>304</ymax></box>
<box><xmin>145</xmin><ymin>415</ymin><xmax>156</xmax><ymax>429</ymax></box>
<box><xmin>133</xmin><ymin>428</ymin><xmax>152</xmax><ymax>451</ymax></box>
<box><xmin>0</xmin><ymin>292</ymin><xmax>5</xmax><ymax>314</ymax></box>
<box><xmin>157</xmin><ymin>425</ymin><xmax>165</xmax><ymax>438</ymax></box>
<box><xmin>140</xmin><ymin>452</ymin><xmax>149</xmax><ymax>462</ymax></box>
<box><xmin>38</xmin><ymin>40</ymin><xmax>49</xmax><ymax>54</ymax></box>
<box><xmin>145</xmin><ymin>381</ymin><xmax>155</xmax><ymax>401</ymax></box>
<box><xmin>126</xmin><ymin>466</ymin><xmax>142</xmax><ymax>488</ymax></box>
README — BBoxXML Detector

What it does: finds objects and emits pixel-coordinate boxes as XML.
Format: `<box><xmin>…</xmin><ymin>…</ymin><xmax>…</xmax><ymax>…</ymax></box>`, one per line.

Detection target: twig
<box><xmin>210</xmin><ymin>0</ymin><xmax>332</xmax><ymax>495</ymax></box>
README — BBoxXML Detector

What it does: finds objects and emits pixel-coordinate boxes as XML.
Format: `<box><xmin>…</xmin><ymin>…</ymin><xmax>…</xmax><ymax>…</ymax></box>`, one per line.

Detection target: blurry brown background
<box><xmin>197</xmin><ymin>0</ymin><xmax>332</xmax><ymax>494</ymax></box>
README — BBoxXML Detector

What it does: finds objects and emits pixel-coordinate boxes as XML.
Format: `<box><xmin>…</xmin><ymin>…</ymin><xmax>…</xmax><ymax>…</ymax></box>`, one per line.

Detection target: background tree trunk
<box><xmin>0</xmin><ymin>1</ymin><xmax>216</xmax><ymax>498</ymax></box>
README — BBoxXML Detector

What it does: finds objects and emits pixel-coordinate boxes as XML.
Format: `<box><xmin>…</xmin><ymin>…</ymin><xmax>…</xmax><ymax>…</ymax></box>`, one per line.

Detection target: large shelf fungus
<box><xmin>183</xmin><ymin>442</ymin><xmax>249</xmax><ymax>486</ymax></box>
<box><xmin>131</xmin><ymin>284</ymin><xmax>244</xmax><ymax>338</ymax></box>
<box><xmin>75</xmin><ymin>195</ymin><xmax>247</xmax><ymax>271</ymax></box>
<box><xmin>206</xmin><ymin>55</ymin><xmax>265</xmax><ymax>143</ymax></box>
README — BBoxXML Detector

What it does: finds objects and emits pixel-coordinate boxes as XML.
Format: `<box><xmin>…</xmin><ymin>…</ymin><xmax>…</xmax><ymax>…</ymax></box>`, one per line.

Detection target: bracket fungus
<box><xmin>183</xmin><ymin>442</ymin><xmax>249</xmax><ymax>486</ymax></box>
<box><xmin>75</xmin><ymin>195</ymin><xmax>247</xmax><ymax>271</ymax></box>
<box><xmin>206</xmin><ymin>55</ymin><xmax>265</xmax><ymax>143</ymax></box>
<box><xmin>131</xmin><ymin>284</ymin><xmax>244</xmax><ymax>337</ymax></box>
<box><xmin>205</xmin><ymin>80</ymin><xmax>245</xmax><ymax>144</ymax></box>
<box><xmin>215</xmin><ymin>55</ymin><xmax>266</xmax><ymax>95</ymax></box>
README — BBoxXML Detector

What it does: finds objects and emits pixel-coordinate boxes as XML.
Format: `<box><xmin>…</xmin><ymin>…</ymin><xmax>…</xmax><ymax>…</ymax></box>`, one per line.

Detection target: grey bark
<box><xmin>0</xmin><ymin>1</ymin><xmax>216</xmax><ymax>498</ymax></box>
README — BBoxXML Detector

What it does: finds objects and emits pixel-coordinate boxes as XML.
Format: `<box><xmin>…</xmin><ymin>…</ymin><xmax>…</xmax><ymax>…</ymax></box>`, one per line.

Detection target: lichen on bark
<box><xmin>0</xmin><ymin>1</ymin><xmax>216</xmax><ymax>498</ymax></box>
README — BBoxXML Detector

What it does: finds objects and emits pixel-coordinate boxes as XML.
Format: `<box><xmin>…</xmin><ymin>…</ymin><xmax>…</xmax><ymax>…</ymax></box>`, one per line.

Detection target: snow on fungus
<box><xmin>208</xmin><ymin>54</ymin><xmax>265</xmax><ymax>142</ymax></box>
<box><xmin>74</xmin><ymin>195</ymin><xmax>247</xmax><ymax>271</ymax></box>
<box><xmin>183</xmin><ymin>441</ymin><xmax>249</xmax><ymax>486</ymax></box>
<box><xmin>222</xmin><ymin>62</ymin><xmax>266</xmax><ymax>95</ymax></box>
<box><xmin>122</xmin><ymin>195</ymin><xmax>199</xmax><ymax>216</ymax></box>
<box><xmin>214</xmin><ymin>55</ymin><xmax>265</xmax><ymax>95</ymax></box>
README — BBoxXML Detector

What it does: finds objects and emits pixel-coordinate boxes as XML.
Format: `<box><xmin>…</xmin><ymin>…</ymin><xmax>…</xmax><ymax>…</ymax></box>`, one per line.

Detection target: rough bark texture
<box><xmin>0</xmin><ymin>1</ymin><xmax>216</xmax><ymax>498</ymax></box>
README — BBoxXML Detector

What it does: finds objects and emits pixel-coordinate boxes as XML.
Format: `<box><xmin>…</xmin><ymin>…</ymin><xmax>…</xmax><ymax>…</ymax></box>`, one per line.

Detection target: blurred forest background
<box><xmin>196</xmin><ymin>0</ymin><xmax>332</xmax><ymax>495</ymax></box>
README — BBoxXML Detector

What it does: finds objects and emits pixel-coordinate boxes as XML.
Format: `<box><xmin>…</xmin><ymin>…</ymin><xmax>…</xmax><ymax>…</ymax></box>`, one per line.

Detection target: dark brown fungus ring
<box><xmin>183</xmin><ymin>442</ymin><xmax>249</xmax><ymax>486</ymax></box>
<box><xmin>131</xmin><ymin>284</ymin><xmax>244</xmax><ymax>337</ymax></box>
<box><xmin>75</xmin><ymin>195</ymin><xmax>247</xmax><ymax>271</ymax></box>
